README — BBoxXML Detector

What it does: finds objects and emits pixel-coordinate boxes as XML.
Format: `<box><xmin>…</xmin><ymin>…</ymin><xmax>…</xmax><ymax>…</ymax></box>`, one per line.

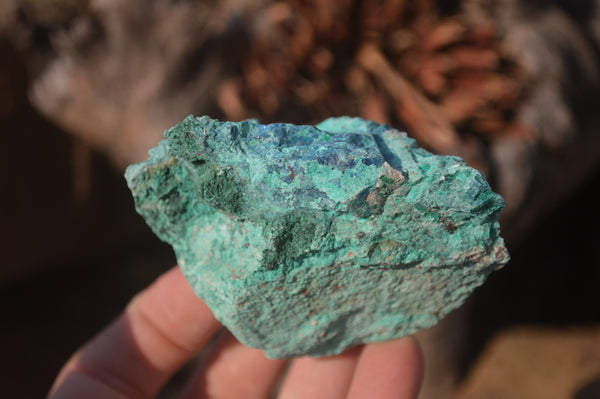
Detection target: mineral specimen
<box><xmin>125</xmin><ymin>115</ymin><xmax>509</xmax><ymax>358</ymax></box>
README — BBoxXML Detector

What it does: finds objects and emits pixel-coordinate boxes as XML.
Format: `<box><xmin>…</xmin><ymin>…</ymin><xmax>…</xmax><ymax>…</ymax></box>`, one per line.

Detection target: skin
<box><xmin>48</xmin><ymin>267</ymin><xmax>423</xmax><ymax>399</ymax></box>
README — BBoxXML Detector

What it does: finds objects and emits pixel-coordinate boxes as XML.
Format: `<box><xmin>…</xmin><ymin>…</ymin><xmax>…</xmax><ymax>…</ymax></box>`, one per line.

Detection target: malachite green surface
<box><xmin>125</xmin><ymin>115</ymin><xmax>509</xmax><ymax>358</ymax></box>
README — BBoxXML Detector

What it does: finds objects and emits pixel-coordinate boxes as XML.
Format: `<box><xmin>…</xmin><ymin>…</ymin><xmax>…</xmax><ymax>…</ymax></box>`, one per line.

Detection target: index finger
<box><xmin>49</xmin><ymin>266</ymin><xmax>221</xmax><ymax>398</ymax></box>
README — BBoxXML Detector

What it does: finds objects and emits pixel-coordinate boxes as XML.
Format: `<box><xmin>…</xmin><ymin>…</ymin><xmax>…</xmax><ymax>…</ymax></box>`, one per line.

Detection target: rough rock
<box><xmin>125</xmin><ymin>116</ymin><xmax>509</xmax><ymax>358</ymax></box>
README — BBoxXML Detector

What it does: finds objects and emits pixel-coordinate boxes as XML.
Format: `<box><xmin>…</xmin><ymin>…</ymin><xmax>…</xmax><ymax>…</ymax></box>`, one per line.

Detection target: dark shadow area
<box><xmin>555</xmin><ymin>0</ymin><xmax>597</xmax><ymax>23</ymax></box>
<box><xmin>457</xmin><ymin>165</ymin><xmax>600</xmax><ymax>380</ymax></box>
<box><xmin>0</xmin><ymin>244</ymin><xmax>174</xmax><ymax>398</ymax></box>
<box><xmin>525</xmin><ymin>0</ymin><xmax>597</xmax><ymax>22</ymax></box>
<box><xmin>574</xmin><ymin>377</ymin><xmax>600</xmax><ymax>399</ymax></box>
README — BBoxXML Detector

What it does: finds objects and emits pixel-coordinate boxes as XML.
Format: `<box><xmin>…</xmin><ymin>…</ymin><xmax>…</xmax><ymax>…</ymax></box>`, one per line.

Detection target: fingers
<box><xmin>48</xmin><ymin>264</ymin><xmax>424</xmax><ymax>399</ymax></box>
<box><xmin>49</xmin><ymin>267</ymin><xmax>222</xmax><ymax>399</ymax></box>
<box><xmin>346</xmin><ymin>337</ymin><xmax>423</xmax><ymax>399</ymax></box>
<box><xmin>181</xmin><ymin>330</ymin><xmax>287</xmax><ymax>399</ymax></box>
<box><xmin>278</xmin><ymin>346</ymin><xmax>363</xmax><ymax>399</ymax></box>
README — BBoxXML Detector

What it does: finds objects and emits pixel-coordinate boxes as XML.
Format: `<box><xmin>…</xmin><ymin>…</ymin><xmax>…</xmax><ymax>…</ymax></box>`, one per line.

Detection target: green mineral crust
<box><xmin>125</xmin><ymin>115</ymin><xmax>509</xmax><ymax>358</ymax></box>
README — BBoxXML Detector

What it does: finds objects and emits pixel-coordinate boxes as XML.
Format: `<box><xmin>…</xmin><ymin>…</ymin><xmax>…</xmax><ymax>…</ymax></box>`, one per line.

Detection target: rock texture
<box><xmin>126</xmin><ymin>116</ymin><xmax>509</xmax><ymax>358</ymax></box>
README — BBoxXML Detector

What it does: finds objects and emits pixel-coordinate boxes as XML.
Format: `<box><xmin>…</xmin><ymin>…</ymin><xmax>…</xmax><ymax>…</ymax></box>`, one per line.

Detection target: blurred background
<box><xmin>1</xmin><ymin>0</ymin><xmax>599</xmax><ymax>397</ymax></box>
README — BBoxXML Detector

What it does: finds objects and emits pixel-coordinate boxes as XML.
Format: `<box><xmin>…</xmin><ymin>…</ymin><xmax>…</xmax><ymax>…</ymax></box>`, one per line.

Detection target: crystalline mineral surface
<box><xmin>125</xmin><ymin>115</ymin><xmax>509</xmax><ymax>358</ymax></box>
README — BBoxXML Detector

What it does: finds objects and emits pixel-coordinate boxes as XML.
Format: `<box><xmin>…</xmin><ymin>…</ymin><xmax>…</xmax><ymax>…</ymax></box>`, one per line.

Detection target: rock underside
<box><xmin>125</xmin><ymin>115</ymin><xmax>509</xmax><ymax>358</ymax></box>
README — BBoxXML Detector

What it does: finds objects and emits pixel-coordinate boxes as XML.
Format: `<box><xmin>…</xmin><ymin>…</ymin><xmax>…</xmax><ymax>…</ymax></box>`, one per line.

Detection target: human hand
<box><xmin>49</xmin><ymin>267</ymin><xmax>423</xmax><ymax>399</ymax></box>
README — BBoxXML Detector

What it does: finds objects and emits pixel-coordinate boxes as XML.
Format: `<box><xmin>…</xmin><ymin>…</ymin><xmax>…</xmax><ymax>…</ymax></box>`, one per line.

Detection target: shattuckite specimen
<box><xmin>125</xmin><ymin>115</ymin><xmax>509</xmax><ymax>358</ymax></box>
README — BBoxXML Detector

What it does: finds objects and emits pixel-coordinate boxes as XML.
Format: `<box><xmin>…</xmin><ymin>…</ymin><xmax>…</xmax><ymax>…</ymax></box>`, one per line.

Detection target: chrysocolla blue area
<box><xmin>125</xmin><ymin>115</ymin><xmax>509</xmax><ymax>358</ymax></box>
